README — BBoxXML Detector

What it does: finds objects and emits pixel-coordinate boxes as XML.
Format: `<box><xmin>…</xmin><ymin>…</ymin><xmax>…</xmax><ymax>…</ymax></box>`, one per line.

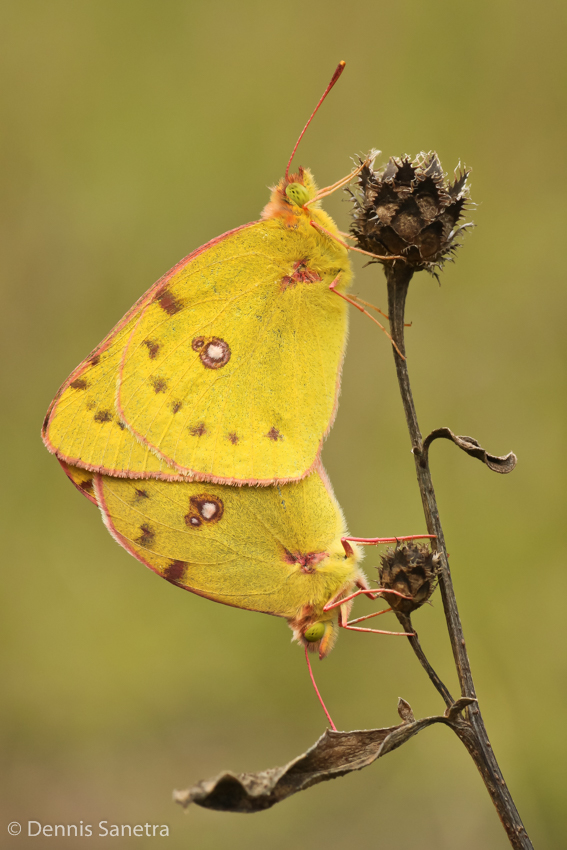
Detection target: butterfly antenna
<box><xmin>285</xmin><ymin>61</ymin><xmax>346</xmax><ymax>181</ymax></box>
<box><xmin>305</xmin><ymin>646</ymin><xmax>337</xmax><ymax>731</ymax></box>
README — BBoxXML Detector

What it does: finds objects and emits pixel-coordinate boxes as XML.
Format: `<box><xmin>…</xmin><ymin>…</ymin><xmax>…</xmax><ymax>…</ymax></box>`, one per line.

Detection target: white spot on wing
<box><xmin>206</xmin><ymin>343</ymin><xmax>224</xmax><ymax>360</ymax></box>
<box><xmin>200</xmin><ymin>501</ymin><xmax>217</xmax><ymax>519</ymax></box>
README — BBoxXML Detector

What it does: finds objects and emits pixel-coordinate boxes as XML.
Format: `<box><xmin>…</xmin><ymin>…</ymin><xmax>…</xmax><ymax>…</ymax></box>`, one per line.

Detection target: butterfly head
<box><xmin>288</xmin><ymin>540</ymin><xmax>368</xmax><ymax>659</ymax></box>
<box><xmin>261</xmin><ymin>167</ymin><xmax>320</xmax><ymax>222</ymax></box>
<box><xmin>301</xmin><ymin>618</ymin><xmax>338</xmax><ymax>659</ymax></box>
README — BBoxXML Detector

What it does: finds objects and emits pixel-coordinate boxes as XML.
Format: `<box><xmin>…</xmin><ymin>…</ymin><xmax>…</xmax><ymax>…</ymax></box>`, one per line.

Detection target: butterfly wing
<box><xmin>116</xmin><ymin>218</ymin><xmax>350</xmax><ymax>483</ymax></box>
<box><xmin>42</xmin><ymin>224</ymin><xmax>257</xmax><ymax>479</ymax></box>
<box><xmin>93</xmin><ymin>468</ymin><xmax>361</xmax><ymax>622</ymax></box>
<box><xmin>58</xmin><ymin>459</ymin><xmax>98</xmax><ymax>504</ymax></box>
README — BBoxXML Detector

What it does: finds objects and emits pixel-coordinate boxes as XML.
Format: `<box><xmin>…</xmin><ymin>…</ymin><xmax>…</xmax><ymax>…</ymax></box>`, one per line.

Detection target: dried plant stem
<box><xmin>394</xmin><ymin>612</ymin><xmax>454</xmax><ymax>708</ymax></box>
<box><xmin>385</xmin><ymin>264</ymin><xmax>533</xmax><ymax>850</ymax></box>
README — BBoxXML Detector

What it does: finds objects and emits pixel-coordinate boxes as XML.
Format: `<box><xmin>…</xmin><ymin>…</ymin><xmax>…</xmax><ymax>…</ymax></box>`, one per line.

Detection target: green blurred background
<box><xmin>1</xmin><ymin>1</ymin><xmax>565</xmax><ymax>847</ymax></box>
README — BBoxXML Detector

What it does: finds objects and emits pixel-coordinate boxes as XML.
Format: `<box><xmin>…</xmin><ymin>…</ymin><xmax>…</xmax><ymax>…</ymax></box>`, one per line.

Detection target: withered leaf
<box><xmin>397</xmin><ymin>697</ymin><xmax>416</xmax><ymax>723</ymax></box>
<box><xmin>174</xmin><ymin>700</ymin><xmax>464</xmax><ymax>813</ymax></box>
<box><xmin>422</xmin><ymin>427</ymin><xmax>517</xmax><ymax>474</ymax></box>
<box><xmin>444</xmin><ymin>696</ymin><xmax>477</xmax><ymax>721</ymax></box>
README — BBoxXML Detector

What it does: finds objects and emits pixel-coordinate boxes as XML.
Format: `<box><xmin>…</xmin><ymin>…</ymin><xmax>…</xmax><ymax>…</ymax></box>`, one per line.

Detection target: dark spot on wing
<box><xmin>189</xmin><ymin>423</ymin><xmax>207</xmax><ymax>437</ymax></box>
<box><xmin>186</xmin><ymin>514</ymin><xmax>202</xmax><ymax>527</ymax></box>
<box><xmin>116</xmin><ymin>421</ymin><xmax>126</xmax><ymax>430</ymax></box>
<box><xmin>164</xmin><ymin>560</ymin><xmax>187</xmax><ymax>582</ymax></box>
<box><xmin>94</xmin><ymin>410</ymin><xmax>113</xmax><ymax>423</ymax></box>
<box><xmin>280</xmin><ymin>260</ymin><xmax>322</xmax><ymax>291</ymax></box>
<box><xmin>193</xmin><ymin>337</ymin><xmax>231</xmax><ymax>369</ymax></box>
<box><xmin>150</xmin><ymin>376</ymin><xmax>167</xmax><ymax>393</ymax></box>
<box><xmin>143</xmin><ymin>339</ymin><xmax>160</xmax><ymax>359</ymax></box>
<box><xmin>282</xmin><ymin>549</ymin><xmax>328</xmax><ymax>574</ymax></box>
<box><xmin>171</xmin><ymin>401</ymin><xmax>182</xmax><ymax>414</ymax></box>
<box><xmin>157</xmin><ymin>288</ymin><xmax>184</xmax><ymax>315</ymax></box>
<box><xmin>227</xmin><ymin>432</ymin><xmax>239</xmax><ymax>445</ymax></box>
<box><xmin>266</xmin><ymin>427</ymin><xmax>283</xmax><ymax>441</ymax></box>
<box><xmin>135</xmin><ymin>523</ymin><xmax>155</xmax><ymax>547</ymax></box>
<box><xmin>134</xmin><ymin>488</ymin><xmax>149</xmax><ymax>500</ymax></box>
<box><xmin>70</xmin><ymin>378</ymin><xmax>87</xmax><ymax>390</ymax></box>
<box><xmin>80</xmin><ymin>478</ymin><xmax>94</xmax><ymax>493</ymax></box>
<box><xmin>185</xmin><ymin>494</ymin><xmax>224</xmax><ymax>527</ymax></box>
<box><xmin>90</xmin><ymin>355</ymin><xmax>101</xmax><ymax>366</ymax></box>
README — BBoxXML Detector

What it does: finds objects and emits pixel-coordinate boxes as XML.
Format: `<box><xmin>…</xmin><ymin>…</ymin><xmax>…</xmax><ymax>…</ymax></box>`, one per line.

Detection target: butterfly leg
<box><xmin>326</xmin><ymin>588</ymin><xmax>415</xmax><ymax>637</ymax></box>
<box><xmin>306</xmin><ymin>158</ymin><xmax>369</xmax><ymax>204</ymax></box>
<box><xmin>310</xmin><ymin>219</ymin><xmax>406</xmax><ymax>263</ymax></box>
<box><xmin>343</xmin><ymin>606</ymin><xmax>414</xmax><ymax>635</ymax></box>
<box><xmin>347</xmin><ymin>293</ymin><xmax>390</xmax><ymax>321</ymax></box>
<box><xmin>346</xmin><ymin>608</ymin><xmax>393</xmax><ymax>625</ymax></box>
<box><xmin>340</xmin><ymin>622</ymin><xmax>415</xmax><ymax>637</ymax></box>
<box><xmin>323</xmin><ymin>587</ymin><xmax>412</xmax><ymax>613</ymax></box>
<box><xmin>328</xmin><ymin>274</ymin><xmax>405</xmax><ymax>359</ymax></box>
<box><xmin>304</xmin><ymin>646</ymin><xmax>337</xmax><ymax>731</ymax></box>
<box><xmin>343</xmin><ymin>534</ymin><xmax>436</xmax><ymax>548</ymax></box>
<box><xmin>333</xmin><ymin>289</ymin><xmax>413</xmax><ymax>328</ymax></box>
<box><xmin>340</xmin><ymin>535</ymin><xmax>435</xmax><ymax>559</ymax></box>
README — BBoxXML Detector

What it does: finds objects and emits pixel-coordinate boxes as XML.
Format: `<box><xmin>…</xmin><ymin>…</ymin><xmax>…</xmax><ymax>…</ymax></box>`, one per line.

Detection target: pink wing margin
<box><xmin>42</xmin><ymin>221</ymin><xmax>259</xmax><ymax>455</ymax></box>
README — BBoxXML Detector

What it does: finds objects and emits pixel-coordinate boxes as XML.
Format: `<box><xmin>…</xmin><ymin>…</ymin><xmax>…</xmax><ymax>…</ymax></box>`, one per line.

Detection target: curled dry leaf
<box><xmin>174</xmin><ymin>700</ymin><xmax>466</xmax><ymax>814</ymax></box>
<box><xmin>444</xmin><ymin>697</ymin><xmax>477</xmax><ymax>721</ymax></box>
<box><xmin>422</xmin><ymin>427</ymin><xmax>517</xmax><ymax>474</ymax></box>
<box><xmin>397</xmin><ymin>697</ymin><xmax>416</xmax><ymax>723</ymax></box>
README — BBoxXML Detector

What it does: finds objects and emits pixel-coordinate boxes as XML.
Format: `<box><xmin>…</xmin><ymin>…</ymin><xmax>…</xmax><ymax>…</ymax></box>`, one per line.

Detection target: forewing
<box><xmin>117</xmin><ymin>220</ymin><xmax>349</xmax><ymax>483</ymax></box>
<box><xmin>42</xmin><ymin>223</ymin><xmax>256</xmax><ymax>478</ymax></box>
<box><xmin>58</xmin><ymin>460</ymin><xmax>98</xmax><ymax>505</ymax></box>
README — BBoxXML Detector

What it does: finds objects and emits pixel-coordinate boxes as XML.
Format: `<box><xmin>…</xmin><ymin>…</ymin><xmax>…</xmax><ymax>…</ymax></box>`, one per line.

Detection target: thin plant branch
<box><xmin>385</xmin><ymin>262</ymin><xmax>533</xmax><ymax>850</ymax></box>
<box><xmin>394</xmin><ymin>611</ymin><xmax>454</xmax><ymax>708</ymax></box>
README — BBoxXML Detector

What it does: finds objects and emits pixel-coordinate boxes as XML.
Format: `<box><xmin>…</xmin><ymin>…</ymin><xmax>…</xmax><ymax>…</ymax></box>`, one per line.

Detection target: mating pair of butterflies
<box><xmin>43</xmin><ymin>63</ymin><xmax>407</xmax><ymax>660</ymax></box>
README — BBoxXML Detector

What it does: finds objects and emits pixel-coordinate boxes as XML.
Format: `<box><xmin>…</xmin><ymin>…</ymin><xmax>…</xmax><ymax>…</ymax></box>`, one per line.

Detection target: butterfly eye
<box><xmin>303</xmin><ymin>622</ymin><xmax>326</xmax><ymax>642</ymax></box>
<box><xmin>285</xmin><ymin>182</ymin><xmax>310</xmax><ymax>207</ymax></box>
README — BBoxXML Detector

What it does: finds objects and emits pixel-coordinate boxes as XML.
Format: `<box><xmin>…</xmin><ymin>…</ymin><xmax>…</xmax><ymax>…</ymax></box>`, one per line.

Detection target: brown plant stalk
<box><xmin>385</xmin><ymin>262</ymin><xmax>533</xmax><ymax>850</ymax></box>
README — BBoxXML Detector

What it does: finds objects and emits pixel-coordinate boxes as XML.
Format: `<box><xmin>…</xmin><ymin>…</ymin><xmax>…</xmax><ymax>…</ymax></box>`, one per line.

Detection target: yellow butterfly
<box><xmin>60</xmin><ymin>458</ymin><xmax>432</xmax><ymax>664</ymax></box>
<box><xmin>62</xmin><ymin>458</ymin><xmax>365</xmax><ymax>657</ymax></box>
<box><xmin>43</xmin><ymin>62</ymin><xmax>371</xmax><ymax>486</ymax></box>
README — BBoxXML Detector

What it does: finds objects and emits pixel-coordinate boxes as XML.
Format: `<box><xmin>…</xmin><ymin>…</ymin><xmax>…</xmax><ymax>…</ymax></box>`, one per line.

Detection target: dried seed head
<box><xmin>378</xmin><ymin>543</ymin><xmax>440</xmax><ymax>614</ymax></box>
<box><xmin>349</xmin><ymin>152</ymin><xmax>473</xmax><ymax>276</ymax></box>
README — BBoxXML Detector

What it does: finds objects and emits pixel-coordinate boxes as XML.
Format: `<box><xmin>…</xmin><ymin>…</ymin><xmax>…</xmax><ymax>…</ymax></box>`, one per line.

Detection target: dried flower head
<box><xmin>350</xmin><ymin>152</ymin><xmax>472</xmax><ymax>276</ymax></box>
<box><xmin>378</xmin><ymin>543</ymin><xmax>440</xmax><ymax>614</ymax></box>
